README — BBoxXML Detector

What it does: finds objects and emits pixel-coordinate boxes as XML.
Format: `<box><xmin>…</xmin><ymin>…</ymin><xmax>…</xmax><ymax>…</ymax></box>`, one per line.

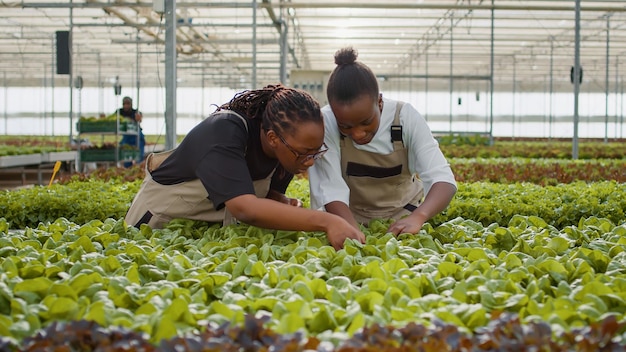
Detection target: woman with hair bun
<box><xmin>308</xmin><ymin>48</ymin><xmax>457</xmax><ymax>236</ymax></box>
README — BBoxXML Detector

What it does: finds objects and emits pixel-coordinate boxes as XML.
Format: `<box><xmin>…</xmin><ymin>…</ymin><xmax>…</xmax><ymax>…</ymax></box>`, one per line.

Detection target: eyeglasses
<box><xmin>277</xmin><ymin>134</ymin><xmax>328</xmax><ymax>163</ymax></box>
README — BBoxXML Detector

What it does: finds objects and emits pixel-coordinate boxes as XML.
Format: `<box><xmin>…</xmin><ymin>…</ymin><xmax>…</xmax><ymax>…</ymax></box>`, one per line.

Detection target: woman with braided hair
<box><xmin>125</xmin><ymin>84</ymin><xmax>365</xmax><ymax>250</ymax></box>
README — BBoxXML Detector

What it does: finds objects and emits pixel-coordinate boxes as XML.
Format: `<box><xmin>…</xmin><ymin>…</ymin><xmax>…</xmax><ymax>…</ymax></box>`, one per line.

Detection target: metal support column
<box><xmin>425</xmin><ymin>37</ymin><xmax>429</xmax><ymax>121</ymax></box>
<box><xmin>572</xmin><ymin>0</ymin><xmax>581</xmax><ymax>159</ymax></box>
<box><xmin>549</xmin><ymin>37</ymin><xmax>554</xmax><ymax>141</ymax></box>
<box><xmin>619</xmin><ymin>77</ymin><xmax>624</xmax><ymax>138</ymax></box>
<box><xmin>252</xmin><ymin>0</ymin><xmax>258</xmax><ymax>88</ymax></box>
<box><xmin>43</xmin><ymin>65</ymin><xmax>48</xmax><ymax>135</ymax></box>
<box><xmin>164</xmin><ymin>0</ymin><xmax>177</xmax><ymax>150</ymax></box>
<box><xmin>448</xmin><ymin>14</ymin><xmax>454</xmax><ymax>134</ymax></box>
<box><xmin>51</xmin><ymin>37</ymin><xmax>55</xmax><ymax>136</ymax></box>
<box><xmin>69</xmin><ymin>0</ymin><xmax>74</xmax><ymax>146</ymax></box>
<box><xmin>279</xmin><ymin>16</ymin><xmax>288</xmax><ymax>84</ymax></box>
<box><xmin>3</xmin><ymin>72</ymin><xmax>6</xmax><ymax>135</ymax></box>
<box><xmin>97</xmin><ymin>53</ymin><xmax>103</xmax><ymax>115</ymax></box>
<box><xmin>615</xmin><ymin>56</ymin><xmax>619</xmax><ymax>140</ymax></box>
<box><xmin>512</xmin><ymin>55</ymin><xmax>516</xmax><ymax>139</ymax></box>
<box><xmin>488</xmin><ymin>0</ymin><xmax>495</xmax><ymax>145</ymax></box>
<box><xmin>136</xmin><ymin>29</ymin><xmax>141</xmax><ymax>109</ymax></box>
<box><xmin>201</xmin><ymin>70</ymin><xmax>205</xmax><ymax>118</ymax></box>
<box><xmin>604</xmin><ymin>15</ymin><xmax>610</xmax><ymax>143</ymax></box>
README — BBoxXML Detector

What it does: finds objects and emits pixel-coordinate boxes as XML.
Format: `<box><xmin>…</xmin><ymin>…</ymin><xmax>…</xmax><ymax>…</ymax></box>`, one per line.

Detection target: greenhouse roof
<box><xmin>1</xmin><ymin>0</ymin><xmax>625</xmax><ymax>93</ymax></box>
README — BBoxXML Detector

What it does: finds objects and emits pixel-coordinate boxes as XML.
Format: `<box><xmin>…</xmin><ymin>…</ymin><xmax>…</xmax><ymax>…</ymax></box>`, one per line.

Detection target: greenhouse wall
<box><xmin>1</xmin><ymin>86</ymin><xmax>624</xmax><ymax>139</ymax></box>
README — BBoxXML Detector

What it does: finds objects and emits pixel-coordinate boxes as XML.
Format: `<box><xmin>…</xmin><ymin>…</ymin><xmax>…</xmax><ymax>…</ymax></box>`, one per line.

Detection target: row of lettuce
<box><xmin>54</xmin><ymin>156</ymin><xmax>625</xmax><ymax>185</ymax></box>
<box><xmin>1</xmin><ymin>136</ymin><xmax>624</xmax><ymax>159</ymax></box>
<box><xmin>1</xmin><ymin>211</ymin><xmax>625</xmax><ymax>349</ymax></box>
<box><xmin>0</xmin><ymin>142</ymin><xmax>624</xmax><ymax>350</ymax></box>
<box><xmin>1</xmin><ymin>173</ymin><xmax>624</xmax><ymax>231</ymax></box>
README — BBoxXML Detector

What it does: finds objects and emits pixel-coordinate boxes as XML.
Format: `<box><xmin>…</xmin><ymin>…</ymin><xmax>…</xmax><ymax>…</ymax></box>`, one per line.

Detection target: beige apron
<box><xmin>125</xmin><ymin>112</ymin><xmax>273</xmax><ymax>229</ymax></box>
<box><xmin>340</xmin><ymin>101</ymin><xmax>424</xmax><ymax>224</ymax></box>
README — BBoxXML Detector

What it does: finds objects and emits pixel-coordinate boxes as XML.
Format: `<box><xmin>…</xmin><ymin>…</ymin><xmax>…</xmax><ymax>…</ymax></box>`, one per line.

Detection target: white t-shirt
<box><xmin>308</xmin><ymin>97</ymin><xmax>457</xmax><ymax>211</ymax></box>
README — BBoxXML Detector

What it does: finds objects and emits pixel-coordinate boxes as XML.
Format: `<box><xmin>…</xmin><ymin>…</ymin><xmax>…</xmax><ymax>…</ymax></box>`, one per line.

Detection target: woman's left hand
<box><xmin>286</xmin><ymin>197</ymin><xmax>303</xmax><ymax>207</ymax></box>
<box><xmin>266</xmin><ymin>189</ymin><xmax>303</xmax><ymax>207</ymax></box>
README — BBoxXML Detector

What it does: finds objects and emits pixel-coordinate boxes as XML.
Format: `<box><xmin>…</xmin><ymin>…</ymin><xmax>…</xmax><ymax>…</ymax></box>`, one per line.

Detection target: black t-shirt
<box><xmin>151</xmin><ymin>111</ymin><xmax>293</xmax><ymax>210</ymax></box>
<box><xmin>118</xmin><ymin>108</ymin><xmax>138</xmax><ymax>121</ymax></box>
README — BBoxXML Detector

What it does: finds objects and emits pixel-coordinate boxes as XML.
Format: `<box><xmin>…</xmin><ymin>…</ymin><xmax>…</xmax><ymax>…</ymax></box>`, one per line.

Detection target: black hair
<box><xmin>326</xmin><ymin>47</ymin><xmax>379</xmax><ymax>105</ymax></box>
<box><xmin>218</xmin><ymin>83</ymin><xmax>321</xmax><ymax>136</ymax></box>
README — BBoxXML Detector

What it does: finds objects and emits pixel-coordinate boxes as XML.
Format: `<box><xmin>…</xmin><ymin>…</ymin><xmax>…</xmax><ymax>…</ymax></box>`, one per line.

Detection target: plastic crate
<box><xmin>122</xmin><ymin>122</ymin><xmax>138</xmax><ymax>133</ymax></box>
<box><xmin>76</xmin><ymin>120</ymin><xmax>119</xmax><ymax>133</ymax></box>
<box><xmin>79</xmin><ymin>149</ymin><xmax>116</xmax><ymax>162</ymax></box>
<box><xmin>119</xmin><ymin>148</ymin><xmax>140</xmax><ymax>161</ymax></box>
<box><xmin>79</xmin><ymin>148</ymin><xmax>139</xmax><ymax>162</ymax></box>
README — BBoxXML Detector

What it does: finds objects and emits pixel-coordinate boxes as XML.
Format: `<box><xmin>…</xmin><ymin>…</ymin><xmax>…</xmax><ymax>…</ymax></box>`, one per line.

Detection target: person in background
<box><xmin>125</xmin><ymin>84</ymin><xmax>366</xmax><ymax>250</ymax></box>
<box><xmin>118</xmin><ymin>96</ymin><xmax>146</xmax><ymax>162</ymax></box>
<box><xmin>308</xmin><ymin>47</ymin><xmax>457</xmax><ymax>236</ymax></box>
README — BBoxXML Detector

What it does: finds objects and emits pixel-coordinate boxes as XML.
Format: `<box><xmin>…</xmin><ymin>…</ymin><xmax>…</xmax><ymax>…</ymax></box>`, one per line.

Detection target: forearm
<box><xmin>411</xmin><ymin>182</ymin><xmax>456</xmax><ymax>221</ymax></box>
<box><xmin>325</xmin><ymin>201</ymin><xmax>360</xmax><ymax>230</ymax></box>
<box><xmin>226</xmin><ymin>195</ymin><xmax>333</xmax><ymax>232</ymax></box>
<box><xmin>266</xmin><ymin>189</ymin><xmax>302</xmax><ymax>207</ymax></box>
<box><xmin>266</xmin><ymin>189</ymin><xmax>286</xmax><ymax>202</ymax></box>
<box><xmin>227</xmin><ymin>194</ymin><xmax>366</xmax><ymax>250</ymax></box>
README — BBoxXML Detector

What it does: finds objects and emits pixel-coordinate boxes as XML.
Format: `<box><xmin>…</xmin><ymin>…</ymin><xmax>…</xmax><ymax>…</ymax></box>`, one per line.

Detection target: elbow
<box><xmin>230</xmin><ymin>209</ymin><xmax>257</xmax><ymax>225</ymax></box>
<box><xmin>430</xmin><ymin>181</ymin><xmax>457</xmax><ymax>203</ymax></box>
<box><xmin>446</xmin><ymin>182</ymin><xmax>457</xmax><ymax>200</ymax></box>
<box><xmin>225</xmin><ymin>195</ymin><xmax>260</xmax><ymax>225</ymax></box>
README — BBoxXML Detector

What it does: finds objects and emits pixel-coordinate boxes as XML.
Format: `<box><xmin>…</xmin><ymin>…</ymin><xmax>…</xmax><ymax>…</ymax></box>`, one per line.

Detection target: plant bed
<box><xmin>1</xmin><ymin>216</ymin><xmax>626</xmax><ymax>350</ymax></box>
<box><xmin>0</xmin><ymin>154</ymin><xmax>42</xmax><ymax>168</ymax></box>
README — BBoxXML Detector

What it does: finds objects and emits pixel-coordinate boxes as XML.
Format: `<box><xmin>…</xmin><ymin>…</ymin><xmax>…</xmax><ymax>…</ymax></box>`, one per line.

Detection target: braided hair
<box><xmin>219</xmin><ymin>84</ymin><xmax>322</xmax><ymax>136</ymax></box>
<box><xmin>326</xmin><ymin>47</ymin><xmax>379</xmax><ymax>105</ymax></box>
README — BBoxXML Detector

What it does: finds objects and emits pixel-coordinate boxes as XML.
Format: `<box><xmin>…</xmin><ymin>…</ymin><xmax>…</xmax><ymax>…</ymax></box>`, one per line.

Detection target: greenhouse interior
<box><xmin>1</xmin><ymin>1</ymin><xmax>625</xmax><ymax>350</ymax></box>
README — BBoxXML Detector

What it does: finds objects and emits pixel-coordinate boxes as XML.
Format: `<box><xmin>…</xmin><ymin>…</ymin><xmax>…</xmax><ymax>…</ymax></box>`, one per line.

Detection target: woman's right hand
<box><xmin>325</xmin><ymin>216</ymin><xmax>366</xmax><ymax>250</ymax></box>
<box><xmin>225</xmin><ymin>195</ymin><xmax>365</xmax><ymax>251</ymax></box>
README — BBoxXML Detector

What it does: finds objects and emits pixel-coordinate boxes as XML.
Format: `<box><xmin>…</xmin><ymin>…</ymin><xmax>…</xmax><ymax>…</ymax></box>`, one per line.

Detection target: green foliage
<box><xmin>451</xmin><ymin>157</ymin><xmax>626</xmax><ymax>185</ymax></box>
<box><xmin>0</xmin><ymin>145</ymin><xmax>71</xmax><ymax>157</ymax></box>
<box><xmin>437</xmin><ymin>133</ymin><xmax>491</xmax><ymax>146</ymax></box>
<box><xmin>1</xmin><ymin>177</ymin><xmax>625</xmax><ymax>232</ymax></box>
<box><xmin>0</xmin><ymin>216</ymin><xmax>626</xmax><ymax>349</ymax></box>
<box><xmin>1</xmin><ymin>137</ymin><xmax>624</xmax><ymax>349</ymax></box>
<box><xmin>0</xmin><ymin>179</ymin><xmax>141</xmax><ymax>228</ymax></box>
<box><xmin>0</xmin><ymin>136</ymin><xmax>71</xmax><ymax>156</ymax></box>
<box><xmin>434</xmin><ymin>181</ymin><xmax>626</xmax><ymax>228</ymax></box>
<box><xmin>441</xmin><ymin>140</ymin><xmax>625</xmax><ymax>159</ymax></box>
<box><xmin>0</xmin><ymin>135</ymin><xmax>179</xmax><ymax>156</ymax></box>
<box><xmin>1</xmin><ymin>137</ymin><xmax>624</xmax><ymax>158</ymax></box>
